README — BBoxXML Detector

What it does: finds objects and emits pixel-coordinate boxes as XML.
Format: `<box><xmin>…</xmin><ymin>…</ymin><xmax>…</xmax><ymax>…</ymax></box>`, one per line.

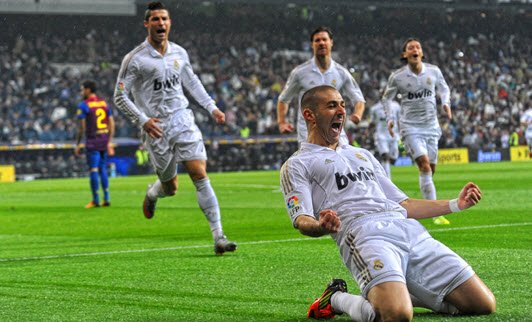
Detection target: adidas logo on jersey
<box><xmin>325</xmin><ymin>159</ymin><xmax>335</xmax><ymax>164</ymax></box>
<box><xmin>335</xmin><ymin>168</ymin><xmax>376</xmax><ymax>190</ymax></box>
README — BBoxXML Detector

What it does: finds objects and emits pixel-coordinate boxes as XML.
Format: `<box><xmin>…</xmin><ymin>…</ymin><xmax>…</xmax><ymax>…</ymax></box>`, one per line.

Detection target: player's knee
<box><xmin>374</xmin><ymin>303</ymin><xmax>413</xmax><ymax>322</ymax></box>
<box><xmin>90</xmin><ymin>168</ymin><xmax>99</xmax><ymax>173</ymax></box>
<box><xmin>469</xmin><ymin>295</ymin><xmax>496</xmax><ymax>315</ymax></box>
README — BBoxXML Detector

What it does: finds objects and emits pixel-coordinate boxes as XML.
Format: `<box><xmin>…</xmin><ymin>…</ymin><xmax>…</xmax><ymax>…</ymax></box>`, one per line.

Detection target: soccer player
<box><xmin>382</xmin><ymin>38</ymin><xmax>452</xmax><ymax>225</ymax></box>
<box><xmin>277</xmin><ymin>26</ymin><xmax>365</xmax><ymax>146</ymax></box>
<box><xmin>75</xmin><ymin>80</ymin><xmax>115</xmax><ymax>208</ymax></box>
<box><xmin>369</xmin><ymin>97</ymin><xmax>401</xmax><ymax>178</ymax></box>
<box><xmin>280</xmin><ymin>86</ymin><xmax>495</xmax><ymax>321</ymax></box>
<box><xmin>520</xmin><ymin>107</ymin><xmax>532</xmax><ymax>153</ymax></box>
<box><xmin>113</xmin><ymin>1</ymin><xmax>236</xmax><ymax>255</ymax></box>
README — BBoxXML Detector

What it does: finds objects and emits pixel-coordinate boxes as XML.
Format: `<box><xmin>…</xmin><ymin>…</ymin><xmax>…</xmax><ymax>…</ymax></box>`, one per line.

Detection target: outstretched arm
<box><xmin>294</xmin><ymin>209</ymin><xmax>341</xmax><ymax>237</ymax></box>
<box><xmin>401</xmin><ymin>182</ymin><xmax>482</xmax><ymax>219</ymax></box>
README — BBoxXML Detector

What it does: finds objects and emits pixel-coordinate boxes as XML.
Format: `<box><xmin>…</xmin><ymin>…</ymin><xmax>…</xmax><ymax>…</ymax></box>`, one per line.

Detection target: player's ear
<box><xmin>302</xmin><ymin>108</ymin><xmax>316</xmax><ymax>123</ymax></box>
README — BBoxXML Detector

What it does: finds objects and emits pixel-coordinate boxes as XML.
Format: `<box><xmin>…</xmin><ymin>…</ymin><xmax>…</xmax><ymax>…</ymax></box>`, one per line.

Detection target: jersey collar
<box><xmin>145</xmin><ymin>39</ymin><xmax>173</xmax><ymax>57</ymax></box>
<box><xmin>311</xmin><ymin>57</ymin><xmax>335</xmax><ymax>74</ymax></box>
<box><xmin>301</xmin><ymin>141</ymin><xmax>346</xmax><ymax>152</ymax></box>
<box><xmin>406</xmin><ymin>62</ymin><xmax>425</xmax><ymax>76</ymax></box>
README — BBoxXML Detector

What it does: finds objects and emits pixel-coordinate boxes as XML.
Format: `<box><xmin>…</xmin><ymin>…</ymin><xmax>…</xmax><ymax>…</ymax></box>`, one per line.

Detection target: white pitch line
<box><xmin>0</xmin><ymin>222</ymin><xmax>530</xmax><ymax>263</ymax></box>
<box><xmin>429</xmin><ymin>222</ymin><xmax>532</xmax><ymax>232</ymax></box>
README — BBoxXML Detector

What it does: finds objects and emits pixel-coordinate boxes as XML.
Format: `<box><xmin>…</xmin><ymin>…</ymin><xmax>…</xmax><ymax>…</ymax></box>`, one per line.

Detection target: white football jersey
<box><xmin>382</xmin><ymin>62</ymin><xmax>450</xmax><ymax>136</ymax></box>
<box><xmin>280</xmin><ymin>143</ymin><xmax>408</xmax><ymax>242</ymax></box>
<box><xmin>279</xmin><ymin>58</ymin><xmax>365</xmax><ymax>144</ymax></box>
<box><xmin>370</xmin><ymin>100</ymin><xmax>401</xmax><ymax>139</ymax></box>
<box><xmin>114</xmin><ymin>39</ymin><xmax>217</xmax><ymax>127</ymax></box>
<box><xmin>521</xmin><ymin>108</ymin><xmax>532</xmax><ymax>137</ymax></box>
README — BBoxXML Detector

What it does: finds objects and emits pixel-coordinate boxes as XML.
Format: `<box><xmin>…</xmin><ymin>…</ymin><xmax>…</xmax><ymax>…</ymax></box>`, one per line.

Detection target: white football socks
<box><xmin>194</xmin><ymin>178</ymin><xmax>223</xmax><ymax>240</ymax></box>
<box><xmin>419</xmin><ymin>172</ymin><xmax>437</xmax><ymax>200</ymax></box>
<box><xmin>147</xmin><ymin>179</ymin><xmax>167</xmax><ymax>200</ymax></box>
<box><xmin>331</xmin><ymin>292</ymin><xmax>376</xmax><ymax>322</ymax></box>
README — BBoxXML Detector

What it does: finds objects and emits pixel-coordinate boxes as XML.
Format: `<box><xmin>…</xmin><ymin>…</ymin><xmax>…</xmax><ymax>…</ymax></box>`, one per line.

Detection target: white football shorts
<box><xmin>143</xmin><ymin>109</ymin><xmax>207</xmax><ymax>182</ymax></box>
<box><xmin>525</xmin><ymin>130</ymin><xmax>532</xmax><ymax>148</ymax></box>
<box><xmin>375</xmin><ymin>135</ymin><xmax>399</xmax><ymax>160</ymax></box>
<box><xmin>403</xmin><ymin>133</ymin><xmax>439</xmax><ymax>164</ymax></box>
<box><xmin>339</xmin><ymin>213</ymin><xmax>474</xmax><ymax>312</ymax></box>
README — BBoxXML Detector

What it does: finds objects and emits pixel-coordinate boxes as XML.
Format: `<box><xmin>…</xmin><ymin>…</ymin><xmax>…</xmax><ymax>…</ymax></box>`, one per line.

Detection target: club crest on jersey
<box><xmin>426</xmin><ymin>76</ymin><xmax>432</xmax><ymax>85</ymax></box>
<box><xmin>335</xmin><ymin>167</ymin><xmax>376</xmax><ymax>190</ymax></box>
<box><xmin>373</xmin><ymin>259</ymin><xmax>384</xmax><ymax>270</ymax></box>
<box><xmin>173</xmin><ymin>59</ymin><xmax>180</xmax><ymax>70</ymax></box>
<box><xmin>355</xmin><ymin>153</ymin><xmax>368</xmax><ymax>162</ymax></box>
<box><xmin>331</xmin><ymin>79</ymin><xmax>337</xmax><ymax>87</ymax></box>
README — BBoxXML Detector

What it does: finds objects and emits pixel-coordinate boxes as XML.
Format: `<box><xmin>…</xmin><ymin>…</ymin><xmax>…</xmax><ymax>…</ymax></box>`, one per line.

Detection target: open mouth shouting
<box><xmin>154</xmin><ymin>27</ymin><xmax>167</xmax><ymax>39</ymax></box>
<box><xmin>330</xmin><ymin>119</ymin><xmax>343</xmax><ymax>137</ymax></box>
<box><xmin>319</xmin><ymin>115</ymin><xmax>344</xmax><ymax>145</ymax></box>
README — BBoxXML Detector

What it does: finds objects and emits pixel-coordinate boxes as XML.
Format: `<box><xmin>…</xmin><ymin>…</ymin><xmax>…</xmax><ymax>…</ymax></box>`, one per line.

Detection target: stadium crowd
<box><xmin>0</xmin><ymin>4</ymin><xmax>530</xmax><ymax>175</ymax></box>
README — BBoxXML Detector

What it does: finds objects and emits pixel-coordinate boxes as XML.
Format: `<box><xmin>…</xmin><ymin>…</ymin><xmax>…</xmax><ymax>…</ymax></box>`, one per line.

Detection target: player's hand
<box><xmin>457</xmin><ymin>182</ymin><xmax>482</xmax><ymax>210</ymax></box>
<box><xmin>319</xmin><ymin>209</ymin><xmax>341</xmax><ymax>233</ymax></box>
<box><xmin>443</xmin><ymin>104</ymin><xmax>452</xmax><ymax>120</ymax></box>
<box><xmin>278</xmin><ymin>122</ymin><xmax>294</xmax><ymax>134</ymax></box>
<box><xmin>212</xmin><ymin>109</ymin><xmax>225</xmax><ymax>124</ymax></box>
<box><xmin>387</xmin><ymin>120</ymin><xmax>395</xmax><ymax>137</ymax></box>
<box><xmin>74</xmin><ymin>145</ymin><xmax>82</xmax><ymax>157</ymax></box>
<box><xmin>107</xmin><ymin>143</ymin><xmax>115</xmax><ymax>156</ymax></box>
<box><xmin>349</xmin><ymin>113</ymin><xmax>361</xmax><ymax>124</ymax></box>
<box><xmin>143</xmin><ymin>118</ymin><xmax>163</xmax><ymax>139</ymax></box>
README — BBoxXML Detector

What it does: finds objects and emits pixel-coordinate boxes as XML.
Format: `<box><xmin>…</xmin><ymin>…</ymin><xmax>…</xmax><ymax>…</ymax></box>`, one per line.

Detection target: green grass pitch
<box><xmin>1</xmin><ymin>161</ymin><xmax>530</xmax><ymax>321</ymax></box>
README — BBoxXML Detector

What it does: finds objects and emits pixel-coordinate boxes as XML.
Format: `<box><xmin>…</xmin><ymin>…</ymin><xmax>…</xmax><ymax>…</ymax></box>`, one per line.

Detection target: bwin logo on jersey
<box><xmin>407</xmin><ymin>89</ymin><xmax>433</xmax><ymax>100</ymax></box>
<box><xmin>335</xmin><ymin>167</ymin><xmax>376</xmax><ymax>190</ymax></box>
<box><xmin>153</xmin><ymin>74</ymin><xmax>180</xmax><ymax>91</ymax></box>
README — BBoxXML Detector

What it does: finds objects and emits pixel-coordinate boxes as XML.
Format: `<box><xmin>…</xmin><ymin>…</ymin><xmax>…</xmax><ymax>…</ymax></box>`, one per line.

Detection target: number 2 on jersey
<box><xmin>95</xmin><ymin>108</ymin><xmax>107</xmax><ymax>129</ymax></box>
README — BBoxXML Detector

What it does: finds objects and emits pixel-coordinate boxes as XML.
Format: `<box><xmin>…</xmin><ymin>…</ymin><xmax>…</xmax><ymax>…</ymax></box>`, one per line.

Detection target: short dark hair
<box><xmin>310</xmin><ymin>26</ymin><xmax>333</xmax><ymax>42</ymax></box>
<box><xmin>144</xmin><ymin>1</ymin><xmax>167</xmax><ymax>21</ymax></box>
<box><xmin>401</xmin><ymin>37</ymin><xmax>423</xmax><ymax>62</ymax></box>
<box><xmin>82</xmin><ymin>80</ymin><xmax>97</xmax><ymax>93</ymax></box>
<box><xmin>300</xmin><ymin>85</ymin><xmax>338</xmax><ymax>113</ymax></box>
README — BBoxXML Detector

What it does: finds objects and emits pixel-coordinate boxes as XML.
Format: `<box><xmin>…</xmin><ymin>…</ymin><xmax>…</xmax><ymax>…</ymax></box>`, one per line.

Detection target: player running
<box><xmin>75</xmin><ymin>80</ymin><xmax>115</xmax><ymax>208</ymax></box>
<box><xmin>369</xmin><ymin>97</ymin><xmax>401</xmax><ymax>178</ymax></box>
<box><xmin>520</xmin><ymin>107</ymin><xmax>532</xmax><ymax>154</ymax></box>
<box><xmin>280</xmin><ymin>85</ymin><xmax>495</xmax><ymax>321</ymax></box>
<box><xmin>382</xmin><ymin>38</ymin><xmax>452</xmax><ymax>225</ymax></box>
<box><xmin>277</xmin><ymin>26</ymin><xmax>365</xmax><ymax>146</ymax></box>
<box><xmin>113</xmin><ymin>1</ymin><xmax>236</xmax><ymax>255</ymax></box>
